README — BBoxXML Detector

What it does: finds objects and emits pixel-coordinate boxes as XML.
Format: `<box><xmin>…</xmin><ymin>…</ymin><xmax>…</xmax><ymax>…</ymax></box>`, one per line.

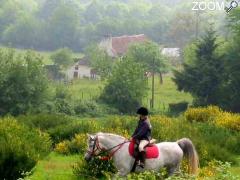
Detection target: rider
<box><xmin>132</xmin><ymin>107</ymin><xmax>152</xmax><ymax>168</ymax></box>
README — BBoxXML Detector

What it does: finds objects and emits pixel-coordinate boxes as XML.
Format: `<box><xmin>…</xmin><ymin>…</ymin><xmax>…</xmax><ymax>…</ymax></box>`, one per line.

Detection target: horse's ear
<box><xmin>87</xmin><ymin>133</ymin><xmax>94</xmax><ymax>140</ymax></box>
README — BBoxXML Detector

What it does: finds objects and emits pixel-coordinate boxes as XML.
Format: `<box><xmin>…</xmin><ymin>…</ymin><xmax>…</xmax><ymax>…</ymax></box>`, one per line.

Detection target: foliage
<box><xmin>86</xmin><ymin>44</ymin><xmax>114</xmax><ymax>80</ymax></box>
<box><xmin>198</xmin><ymin>160</ymin><xmax>239</xmax><ymax>180</ymax></box>
<box><xmin>0</xmin><ymin>48</ymin><xmax>49</xmax><ymax>116</ymax></box>
<box><xmin>0</xmin><ymin>117</ymin><xmax>51</xmax><ymax>180</ymax></box>
<box><xmin>185</xmin><ymin>106</ymin><xmax>240</xmax><ymax>132</ymax></box>
<box><xmin>50</xmin><ymin>48</ymin><xmax>74</xmax><ymax>70</ymax></box>
<box><xmin>169</xmin><ymin>101</ymin><xmax>188</xmax><ymax>114</ymax></box>
<box><xmin>73</xmin><ymin>156</ymin><xmax>116</xmax><ymax>178</ymax></box>
<box><xmin>0</xmin><ymin>0</ymin><xmax>225</xmax><ymax>51</ymax></box>
<box><xmin>54</xmin><ymin>140</ymin><xmax>70</xmax><ymax>155</ymax></box>
<box><xmin>100</xmin><ymin>56</ymin><xmax>148</xmax><ymax>113</ymax></box>
<box><xmin>185</xmin><ymin>106</ymin><xmax>221</xmax><ymax>123</ymax></box>
<box><xmin>215</xmin><ymin>112</ymin><xmax>240</xmax><ymax>132</ymax></box>
<box><xmin>55</xmin><ymin>133</ymin><xmax>87</xmax><ymax>154</ymax></box>
<box><xmin>221</xmin><ymin>9</ymin><xmax>240</xmax><ymax>113</ymax></box>
<box><xmin>127</xmin><ymin>41</ymin><xmax>168</xmax><ymax>75</ymax></box>
<box><xmin>173</xmin><ymin>27</ymin><xmax>225</xmax><ymax>106</ymax></box>
<box><xmin>74</xmin><ymin>100</ymin><xmax>102</xmax><ymax>117</ymax></box>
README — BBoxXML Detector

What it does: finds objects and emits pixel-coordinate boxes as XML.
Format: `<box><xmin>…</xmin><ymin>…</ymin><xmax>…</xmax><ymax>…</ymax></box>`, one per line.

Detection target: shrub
<box><xmin>69</xmin><ymin>133</ymin><xmax>87</xmax><ymax>154</ymax></box>
<box><xmin>169</xmin><ymin>101</ymin><xmax>188</xmax><ymax>113</ymax></box>
<box><xmin>17</xmin><ymin>114</ymin><xmax>74</xmax><ymax>130</ymax></box>
<box><xmin>54</xmin><ymin>133</ymin><xmax>87</xmax><ymax>154</ymax></box>
<box><xmin>55</xmin><ymin>98</ymin><xmax>75</xmax><ymax>115</ymax></box>
<box><xmin>54</xmin><ymin>140</ymin><xmax>70</xmax><ymax>155</ymax></box>
<box><xmin>185</xmin><ymin>106</ymin><xmax>240</xmax><ymax>132</ymax></box>
<box><xmin>74</xmin><ymin>100</ymin><xmax>101</xmax><ymax>117</ymax></box>
<box><xmin>0</xmin><ymin>117</ymin><xmax>51</xmax><ymax>180</ymax></box>
<box><xmin>73</xmin><ymin>156</ymin><xmax>116</xmax><ymax>178</ymax></box>
<box><xmin>198</xmin><ymin>160</ymin><xmax>239</xmax><ymax>180</ymax></box>
<box><xmin>215</xmin><ymin>112</ymin><xmax>240</xmax><ymax>131</ymax></box>
<box><xmin>185</xmin><ymin>106</ymin><xmax>222</xmax><ymax>123</ymax></box>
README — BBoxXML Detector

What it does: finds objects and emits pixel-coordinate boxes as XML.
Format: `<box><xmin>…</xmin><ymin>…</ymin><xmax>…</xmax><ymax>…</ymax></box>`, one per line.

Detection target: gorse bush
<box><xmin>215</xmin><ymin>112</ymin><xmax>240</xmax><ymax>131</ymax></box>
<box><xmin>0</xmin><ymin>117</ymin><xmax>51</xmax><ymax>180</ymax></box>
<box><xmin>55</xmin><ymin>133</ymin><xmax>87</xmax><ymax>154</ymax></box>
<box><xmin>73</xmin><ymin>156</ymin><xmax>116</xmax><ymax>178</ymax></box>
<box><xmin>185</xmin><ymin>106</ymin><xmax>221</xmax><ymax>123</ymax></box>
<box><xmin>185</xmin><ymin>106</ymin><xmax>240</xmax><ymax>132</ymax></box>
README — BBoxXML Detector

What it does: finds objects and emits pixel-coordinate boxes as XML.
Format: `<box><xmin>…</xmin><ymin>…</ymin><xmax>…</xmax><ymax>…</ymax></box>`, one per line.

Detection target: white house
<box><xmin>66</xmin><ymin>58</ymin><xmax>97</xmax><ymax>80</ymax></box>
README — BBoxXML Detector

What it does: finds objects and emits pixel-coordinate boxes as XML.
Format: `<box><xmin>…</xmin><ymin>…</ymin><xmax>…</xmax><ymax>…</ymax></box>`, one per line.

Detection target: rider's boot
<box><xmin>138</xmin><ymin>151</ymin><xmax>146</xmax><ymax>168</ymax></box>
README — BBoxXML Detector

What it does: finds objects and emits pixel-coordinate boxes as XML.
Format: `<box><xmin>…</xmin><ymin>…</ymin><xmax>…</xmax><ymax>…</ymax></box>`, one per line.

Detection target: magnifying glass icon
<box><xmin>226</xmin><ymin>1</ymin><xmax>238</xmax><ymax>13</ymax></box>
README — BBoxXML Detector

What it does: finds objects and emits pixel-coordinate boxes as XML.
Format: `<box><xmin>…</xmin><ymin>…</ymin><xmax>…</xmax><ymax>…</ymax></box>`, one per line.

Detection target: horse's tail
<box><xmin>177</xmin><ymin>138</ymin><xmax>199</xmax><ymax>175</ymax></box>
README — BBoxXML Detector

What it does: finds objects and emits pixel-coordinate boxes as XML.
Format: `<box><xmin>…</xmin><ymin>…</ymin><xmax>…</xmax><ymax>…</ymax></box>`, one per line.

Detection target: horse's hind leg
<box><xmin>167</xmin><ymin>163</ymin><xmax>180</xmax><ymax>176</ymax></box>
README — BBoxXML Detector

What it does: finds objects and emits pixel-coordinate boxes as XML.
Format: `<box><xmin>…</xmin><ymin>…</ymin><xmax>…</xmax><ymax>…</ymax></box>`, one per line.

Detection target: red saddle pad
<box><xmin>128</xmin><ymin>140</ymin><xmax>159</xmax><ymax>159</ymax></box>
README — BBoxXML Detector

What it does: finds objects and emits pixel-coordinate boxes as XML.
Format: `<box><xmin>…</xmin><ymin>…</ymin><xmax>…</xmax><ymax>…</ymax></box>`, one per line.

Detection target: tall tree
<box><xmin>127</xmin><ymin>41</ymin><xmax>168</xmax><ymax>108</ymax></box>
<box><xmin>0</xmin><ymin>48</ymin><xmax>49</xmax><ymax>116</ymax></box>
<box><xmin>47</xmin><ymin>2</ymin><xmax>80</xmax><ymax>50</ymax></box>
<box><xmin>222</xmin><ymin>9</ymin><xmax>240</xmax><ymax>112</ymax></box>
<box><xmin>100</xmin><ymin>56</ymin><xmax>147</xmax><ymax>113</ymax></box>
<box><xmin>173</xmin><ymin>27</ymin><xmax>224</xmax><ymax>106</ymax></box>
<box><xmin>86</xmin><ymin>44</ymin><xmax>113</xmax><ymax>80</ymax></box>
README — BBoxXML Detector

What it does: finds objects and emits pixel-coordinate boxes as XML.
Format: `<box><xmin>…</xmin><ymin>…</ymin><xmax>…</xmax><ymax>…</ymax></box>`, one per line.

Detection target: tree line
<box><xmin>0</xmin><ymin>0</ymin><xmax>226</xmax><ymax>51</ymax></box>
<box><xmin>173</xmin><ymin>8</ymin><xmax>240</xmax><ymax>113</ymax></box>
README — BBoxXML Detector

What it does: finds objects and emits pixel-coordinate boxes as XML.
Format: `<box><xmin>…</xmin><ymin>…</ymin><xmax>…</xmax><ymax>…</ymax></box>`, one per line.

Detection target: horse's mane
<box><xmin>96</xmin><ymin>132</ymin><xmax>127</xmax><ymax>141</ymax></box>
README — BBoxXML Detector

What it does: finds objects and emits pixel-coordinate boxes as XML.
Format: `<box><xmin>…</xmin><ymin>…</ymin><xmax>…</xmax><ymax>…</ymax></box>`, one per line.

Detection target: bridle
<box><xmin>87</xmin><ymin>135</ymin><xmax>130</xmax><ymax>161</ymax></box>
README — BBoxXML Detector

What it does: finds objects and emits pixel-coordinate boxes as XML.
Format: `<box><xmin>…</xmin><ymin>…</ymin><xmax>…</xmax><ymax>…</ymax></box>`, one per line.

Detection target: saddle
<box><xmin>128</xmin><ymin>139</ymin><xmax>159</xmax><ymax>159</ymax></box>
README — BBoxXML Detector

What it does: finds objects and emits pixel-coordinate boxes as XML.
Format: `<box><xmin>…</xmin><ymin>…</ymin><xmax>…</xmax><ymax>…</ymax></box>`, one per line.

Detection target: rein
<box><xmin>88</xmin><ymin>136</ymin><xmax>130</xmax><ymax>161</ymax></box>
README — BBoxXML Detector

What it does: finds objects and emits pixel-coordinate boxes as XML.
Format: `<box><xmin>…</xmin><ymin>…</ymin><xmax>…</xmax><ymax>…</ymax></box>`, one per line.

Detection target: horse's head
<box><xmin>84</xmin><ymin>133</ymin><xmax>103</xmax><ymax>161</ymax></box>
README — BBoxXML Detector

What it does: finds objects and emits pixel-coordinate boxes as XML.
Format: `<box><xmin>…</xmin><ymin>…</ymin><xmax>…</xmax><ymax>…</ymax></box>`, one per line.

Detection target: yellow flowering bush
<box><xmin>55</xmin><ymin>133</ymin><xmax>87</xmax><ymax>154</ymax></box>
<box><xmin>69</xmin><ymin>133</ymin><xmax>87</xmax><ymax>153</ymax></box>
<box><xmin>185</xmin><ymin>106</ymin><xmax>222</xmax><ymax>123</ymax></box>
<box><xmin>54</xmin><ymin>140</ymin><xmax>70</xmax><ymax>154</ymax></box>
<box><xmin>215</xmin><ymin>112</ymin><xmax>240</xmax><ymax>131</ymax></box>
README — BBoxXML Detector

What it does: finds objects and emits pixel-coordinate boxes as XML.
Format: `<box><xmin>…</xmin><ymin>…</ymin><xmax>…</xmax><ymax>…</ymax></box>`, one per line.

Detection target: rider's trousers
<box><xmin>139</xmin><ymin>140</ymin><xmax>149</xmax><ymax>152</ymax></box>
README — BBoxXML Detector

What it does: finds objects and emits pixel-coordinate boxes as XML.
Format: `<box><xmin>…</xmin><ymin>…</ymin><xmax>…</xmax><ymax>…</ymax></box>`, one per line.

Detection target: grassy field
<box><xmin>0</xmin><ymin>47</ymin><xmax>84</xmax><ymax>65</ymax></box>
<box><xmin>68</xmin><ymin>75</ymin><xmax>193</xmax><ymax>111</ymax></box>
<box><xmin>29</xmin><ymin>153</ymin><xmax>79</xmax><ymax>180</ymax></box>
<box><xmin>29</xmin><ymin>150</ymin><xmax>240</xmax><ymax>180</ymax></box>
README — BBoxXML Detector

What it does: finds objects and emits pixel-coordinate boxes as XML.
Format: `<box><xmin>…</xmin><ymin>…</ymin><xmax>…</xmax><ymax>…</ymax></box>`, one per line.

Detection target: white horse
<box><xmin>84</xmin><ymin>132</ymin><xmax>199</xmax><ymax>177</ymax></box>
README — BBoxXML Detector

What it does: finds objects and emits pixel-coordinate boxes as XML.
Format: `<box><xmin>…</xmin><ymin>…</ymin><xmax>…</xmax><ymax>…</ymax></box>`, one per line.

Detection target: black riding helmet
<box><xmin>137</xmin><ymin>107</ymin><xmax>149</xmax><ymax>116</ymax></box>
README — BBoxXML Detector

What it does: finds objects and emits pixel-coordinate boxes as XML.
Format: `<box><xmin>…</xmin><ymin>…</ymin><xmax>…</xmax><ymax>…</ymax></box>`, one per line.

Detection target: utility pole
<box><xmin>151</xmin><ymin>57</ymin><xmax>155</xmax><ymax>109</ymax></box>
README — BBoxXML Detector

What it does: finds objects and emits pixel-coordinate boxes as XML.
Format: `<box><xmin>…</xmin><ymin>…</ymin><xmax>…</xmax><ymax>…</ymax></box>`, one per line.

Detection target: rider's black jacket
<box><xmin>132</xmin><ymin>118</ymin><xmax>152</xmax><ymax>141</ymax></box>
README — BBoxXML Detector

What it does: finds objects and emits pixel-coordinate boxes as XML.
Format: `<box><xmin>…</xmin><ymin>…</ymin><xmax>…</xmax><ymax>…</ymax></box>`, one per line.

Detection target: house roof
<box><xmin>73</xmin><ymin>56</ymin><xmax>89</xmax><ymax>66</ymax></box>
<box><xmin>111</xmin><ymin>34</ymin><xmax>147</xmax><ymax>56</ymax></box>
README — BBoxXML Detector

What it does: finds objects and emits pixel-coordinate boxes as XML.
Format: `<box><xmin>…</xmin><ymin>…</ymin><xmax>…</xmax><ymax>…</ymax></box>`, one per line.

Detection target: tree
<box><xmin>126</xmin><ymin>41</ymin><xmax>168</xmax><ymax>108</ymax></box>
<box><xmin>100</xmin><ymin>57</ymin><xmax>147</xmax><ymax>113</ymax></box>
<box><xmin>173</xmin><ymin>27</ymin><xmax>225</xmax><ymax>106</ymax></box>
<box><xmin>51</xmin><ymin>48</ymin><xmax>74</xmax><ymax>70</ymax></box>
<box><xmin>222</xmin><ymin>9</ymin><xmax>240</xmax><ymax>112</ymax></box>
<box><xmin>0</xmin><ymin>48</ymin><xmax>49</xmax><ymax>116</ymax></box>
<box><xmin>86</xmin><ymin>44</ymin><xmax>113</xmax><ymax>80</ymax></box>
<box><xmin>2</xmin><ymin>15</ymin><xmax>40</xmax><ymax>49</ymax></box>
<box><xmin>47</xmin><ymin>2</ymin><xmax>80</xmax><ymax>50</ymax></box>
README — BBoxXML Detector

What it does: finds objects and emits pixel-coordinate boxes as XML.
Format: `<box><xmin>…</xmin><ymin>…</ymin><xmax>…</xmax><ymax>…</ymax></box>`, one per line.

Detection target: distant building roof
<box><xmin>112</xmin><ymin>34</ymin><xmax>147</xmax><ymax>56</ymax></box>
<box><xmin>73</xmin><ymin>56</ymin><xmax>90</xmax><ymax>66</ymax></box>
<box><xmin>100</xmin><ymin>34</ymin><xmax>148</xmax><ymax>57</ymax></box>
<box><xmin>162</xmin><ymin>48</ymin><xmax>180</xmax><ymax>57</ymax></box>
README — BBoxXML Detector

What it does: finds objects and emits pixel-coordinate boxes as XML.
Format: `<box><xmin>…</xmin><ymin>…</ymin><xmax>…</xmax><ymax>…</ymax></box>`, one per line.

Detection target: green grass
<box><xmin>144</xmin><ymin>75</ymin><xmax>192</xmax><ymax>110</ymax></box>
<box><xmin>29</xmin><ymin>152</ymin><xmax>79</xmax><ymax>180</ymax></box>
<box><xmin>67</xmin><ymin>75</ymin><xmax>193</xmax><ymax>111</ymax></box>
<box><xmin>0</xmin><ymin>47</ymin><xmax>84</xmax><ymax>65</ymax></box>
<box><xmin>230</xmin><ymin>156</ymin><xmax>240</xmax><ymax>176</ymax></box>
<box><xmin>68</xmin><ymin>79</ymin><xmax>104</xmax><ymax>101</ymax></box>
